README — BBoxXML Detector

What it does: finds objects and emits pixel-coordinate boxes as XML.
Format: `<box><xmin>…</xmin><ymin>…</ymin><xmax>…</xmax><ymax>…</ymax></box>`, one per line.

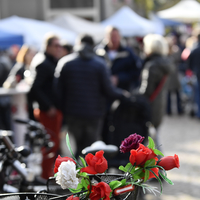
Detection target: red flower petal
<box><xmin>80</xmin><ymin>166</ymin><xmax>97</xmax><ymax>174</ymax></box>
<box><xmin>82</xmin><ymin>150</ymin><xmax>108</xmax><ymax>174</ymax></box>
<box><xmin>158</xmin><ymin>154</ymin><xmax>180</xmax><ymax>171</ymax></box>
<box><xmin>148</xmin><ymin>167</ymin><xmax>159</xmax><ymax>179</ymax></box>
<box><xmin>66</xmin><ymin>195</ymin><xmax>79</xmax><ymax>200</ymax></box>
<box><xmin>89</xmin><ymin>182</ymin><xmax>111</xmax><ymax>200</ymax></box>
<box><xmin>54</xmin><ymin>155</ymin><xmax>76</xmax><ymax>173</ymax></box>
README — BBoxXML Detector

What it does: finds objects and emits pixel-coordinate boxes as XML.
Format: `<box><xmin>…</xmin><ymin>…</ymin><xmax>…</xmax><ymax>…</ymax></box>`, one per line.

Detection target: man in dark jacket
<box><xmin>54</xmin><ymin>34</ymin><xmax>128</xmax><ymax>158</ymax></box>
<box><xmin>29</xmin><ymin>33</ymin><xmax>63</xmax><ymax>179</ymax></box>
<box><xmin>0</xmin><ymin>55</ymin><xmax>12</xmax><ymax>130</ymax></box>
<box><xmin>187</xmin><ymin>33</ymin><xmax>200</xmax><ymax>118</ymax></box>
<box><xmin>95</xmin><ymin>26</ymin><xmax>141</xmax><ymax>91</ymax></box>
<box><xmin>95</xmin><ymin>26</ymin><xmax>141</xmax><ymax>144</ymax></box>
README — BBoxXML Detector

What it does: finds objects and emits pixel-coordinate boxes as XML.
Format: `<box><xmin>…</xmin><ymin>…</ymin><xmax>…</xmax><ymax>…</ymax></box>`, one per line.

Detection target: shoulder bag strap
<box><xmin>149</xmin><ymin>75</ymin><xmax>167</xmax><ymax>102</ymax></box>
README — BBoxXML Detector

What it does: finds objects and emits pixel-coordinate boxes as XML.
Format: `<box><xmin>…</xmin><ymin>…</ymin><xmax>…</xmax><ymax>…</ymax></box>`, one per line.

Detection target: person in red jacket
<box><xmin>29</xmin><ymin>33</ymin><xmax>63</xmax><ymax>179</ymax></box>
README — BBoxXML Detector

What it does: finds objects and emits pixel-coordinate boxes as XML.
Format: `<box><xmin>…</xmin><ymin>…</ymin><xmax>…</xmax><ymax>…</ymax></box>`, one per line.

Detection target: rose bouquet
<box><xmin>53</xmin><ymin>133</ymin><xmax>180</xmax><ymax>200</ymax></box>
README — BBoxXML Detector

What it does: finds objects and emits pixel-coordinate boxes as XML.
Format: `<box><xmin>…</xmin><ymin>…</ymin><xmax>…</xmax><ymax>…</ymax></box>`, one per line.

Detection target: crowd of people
<box><xmin>0</xmin><ymin>25</ymin><xmax>200</xmax><ymax>180</ymax></box>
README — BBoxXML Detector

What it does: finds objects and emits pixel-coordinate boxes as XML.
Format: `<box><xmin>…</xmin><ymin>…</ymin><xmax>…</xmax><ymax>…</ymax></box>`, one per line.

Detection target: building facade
<box><xmin>0</xmin><ymin>0</ymin><xmax>133</xmax><ymax>21</ymax></box>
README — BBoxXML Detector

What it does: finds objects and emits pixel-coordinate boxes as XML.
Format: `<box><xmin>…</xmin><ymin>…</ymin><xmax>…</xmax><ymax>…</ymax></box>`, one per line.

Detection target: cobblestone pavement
<box><xmin>145</xmin><ymin>114</ymin><xmax>200</xmax><ymax>200</ymax></box>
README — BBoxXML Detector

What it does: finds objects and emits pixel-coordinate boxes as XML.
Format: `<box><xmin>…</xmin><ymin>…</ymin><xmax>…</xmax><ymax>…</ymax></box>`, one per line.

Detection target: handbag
<box><xmin>149</xmin><ymin>75</ymin><xmax>167</xmax><ymax>102</ymax></box>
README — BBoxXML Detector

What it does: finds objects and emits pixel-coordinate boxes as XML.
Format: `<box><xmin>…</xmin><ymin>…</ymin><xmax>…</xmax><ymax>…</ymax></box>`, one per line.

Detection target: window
<box><xmin>50</xmin><ymin>0</ymin><xmax>94</xmax><ymax>9</ymax></box>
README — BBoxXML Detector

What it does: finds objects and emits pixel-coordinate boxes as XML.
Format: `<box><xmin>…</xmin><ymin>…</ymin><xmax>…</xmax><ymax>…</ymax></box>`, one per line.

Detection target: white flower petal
<box><xmin>55</xmin><ymin>160</ymin><xmax>79</xmax><ymax>189</ymax></box>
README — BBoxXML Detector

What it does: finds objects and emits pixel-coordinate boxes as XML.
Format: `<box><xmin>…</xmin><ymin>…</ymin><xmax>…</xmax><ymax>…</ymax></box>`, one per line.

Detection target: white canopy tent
<box><xmin>101</xmin><ymin>6</ymin><xmax>161</xmax><ymax>37</ymax></box>
<box><xmin>0</xmin><ymin>16</ymin><xmax>77</xmax><ymax>50</ymax></box>
<box><xmin>157</xmin><ymin>0</ymin><xmax>200</xmax><ymax>23</ymax></box>
<box><xmin>49</xmin><ymin>13</ymin><xmax>105</xmax><ymax>43</ymax></box>
<box><xmin>149</xmin><ymin>12</ymin><xmax>165</xmax><ymax>35</ymax></box>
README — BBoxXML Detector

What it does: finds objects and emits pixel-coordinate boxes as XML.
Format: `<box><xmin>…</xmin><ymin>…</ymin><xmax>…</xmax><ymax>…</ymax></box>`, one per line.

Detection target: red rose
<box><xmin>66</xmin><ymin>195</ymin><xmax>79</xmax><ymax>200</ymax></box>
<box><xmin>129</xmin><ymin>144</ymin><xmax>157</xmax><ymax>167</ymax></box>
<box><xmin>158</xmin><ymin>154</ymin><xmax>180</xmax><ymax>170</ymax></box>
<box><xmin>88</xmin><ymin>182</ymin><xmax>112</xmax><ymax>200</ymax></box>
<box><xmin>80</xmin><ymin>150</ymin><xmax>108</xmax><ymax>174</ymax></box>
<box><xmin>54</xmin><ymin>155</ymin><xmax>76</xmax><ymax>173</ymax></box>
<box><xmin>148</xmin><ymin>167</ymin><xmax>159</xmax><ymax>180</ymax></box>
<box><xmin>141</xmin><ymin>168</ymin><xmax>159</xmax><ymax>181</ymax></box>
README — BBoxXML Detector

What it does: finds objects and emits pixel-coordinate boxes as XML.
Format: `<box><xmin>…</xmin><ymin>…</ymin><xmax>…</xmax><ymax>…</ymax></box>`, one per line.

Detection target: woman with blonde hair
<box><xmin>3</xmin><ymin>44</ymin><xmax>36</xmax><ymax>88</ymax></box>
<box><xmin>139</xmin><ymin>34</ymin><xmax>171</xmax><ymax>148</ymax></box>
<box><xmin>3</xmin><ymin>44</ymin><xmax>36</xmax><ymax>120</ymax></box>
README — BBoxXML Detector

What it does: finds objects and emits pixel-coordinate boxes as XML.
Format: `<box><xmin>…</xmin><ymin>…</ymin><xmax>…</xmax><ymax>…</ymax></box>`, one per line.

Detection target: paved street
<box><xmin>145</xmin><ymin>114</ymin><xmax>200</xmax><ymax>200</ymax></box>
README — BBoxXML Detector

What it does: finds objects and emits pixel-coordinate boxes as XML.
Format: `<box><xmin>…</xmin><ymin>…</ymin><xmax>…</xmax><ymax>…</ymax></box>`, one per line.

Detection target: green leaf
<box><xmin>109</xmin><ymin>180</ymin><xmax>123</xmax><ymax>190</ymax></box>
<box><xmin>125</xmin><ymin>163</ymin><xmax>135</xmax><ymax>174</ymax></box>
<box><xmin>133</xmin><ymin>168</ymin><xmax>143</xmax><ymax>176</ymax></box>
<box><xmin>153</xmin><ymin>149</ymin><xmax>164</xmax><ymax>157</ymax></box>
<box><xmin>132</xmin><ymin>168</ymin><xmax>144</xmax><ymax>181</ymax></box>
<box><xmin>149</xmin><ymin>169</ymin><xmax>163</xmax><ymax>193</ymax></box>
<box><xmin>148</xmin><ymin>136</ymin><xmax>155</xmax><ymax>149</ymax></box>
<box><xmin>159</xmin><ymin>171</ymin><xmax>174</xmax><ymax>185</ymax></box>
<box><xmin>69</xmin><ymin>183</ymin><xmax>82</xmax><ymax>193</ymax></box>
<box><xmin>143</xmin><ymin>169</ymin><xmax>150</xmax><ymax>182</ymax></box>
<box><xmin>119</xmin><ymin>165</ymin><xmax>127</xmax><ymax>173</ymax></box>
<box><xmin>54</xmin><ymin>173</ymin><xmax>57</xmax><ymax>177</ymax></box>
<box><xmin>121</xmin><ymin>179</ymin><xmax>127</xmax><ymax>186</ymax></box>
<box><xmin>66</xmin><ymin>134</ymin><xmax>82</xmax><ymax>167</ymax></box>
<box><xmin>66</xmin><ymin>134</ymin><xmax>76</xmax><ymax>160</ymax></box>
<box><xmin>79</xmin><ymin>156</ymin><xmax>87</xmax><ymax>167</ymax></box>
<box><xmin>144</xmin><ymin>159</ymin><xmax>156</xmax><ymax>168</ymax></box>
<box><xmin>69</xmin><ymin>176</ymin><xmax>91</xmax><ymax>193</ymax></box>
<box><xmin>125</xmin><ymin>163</ymin><xmax>132</xmax><ymax>170</ymax></box>
<box><xmin>81</xmin><ymin>177</ymin><xmax>90</xmax><ymax>190</ymax></box>
<box><xmin>79</xmin><ymin>172</ymin><xmax>88</xmax><ymax>177</ymax></box>
<box><xmin>133</xmin><ymin>175</ymin><xmax>143</xmax><ymax>181</ymax></box>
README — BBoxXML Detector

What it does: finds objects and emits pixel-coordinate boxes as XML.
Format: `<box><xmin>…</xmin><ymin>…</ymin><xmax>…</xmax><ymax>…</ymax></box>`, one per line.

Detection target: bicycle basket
<box><xmin>0</xmin><ymin>192</ymin><xmax>63</xmax><ymax>200</ymax></box>
<box><xmin>46</xmin><ymin>174</ymin><xmax>138</xmax><ymax>200</ymax></box>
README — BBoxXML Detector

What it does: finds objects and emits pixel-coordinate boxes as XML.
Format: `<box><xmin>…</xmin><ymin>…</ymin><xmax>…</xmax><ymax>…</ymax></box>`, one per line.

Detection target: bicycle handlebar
<box><xmin>14</xmin><ymin>118</ymin><xmax>45</xmax><ymax>132</ymax></box>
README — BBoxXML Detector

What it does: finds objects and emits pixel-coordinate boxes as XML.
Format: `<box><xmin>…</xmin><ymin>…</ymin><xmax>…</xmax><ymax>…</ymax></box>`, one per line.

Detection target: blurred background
<box><xmin>0</xmin><ymin>1</ymin><xmax>200</xmax><ymax>200</ymax></box>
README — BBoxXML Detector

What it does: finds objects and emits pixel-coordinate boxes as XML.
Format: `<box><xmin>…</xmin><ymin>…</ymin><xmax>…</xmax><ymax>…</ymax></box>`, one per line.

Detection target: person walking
<box><xmin>0</xmin><ymin>52</ymin><xmax>12</xmax><ymax>130</ymax></box>
<box><xmin>95</xmin><ymin>26</ymin><xmax>141</xmax><ymax>91</ymax></box>
<box><xmin>54</xmin><ymin>34</ymin><xmax>129</xmax><ymax>158</ymax></box>
<box><xmin>187</xmin><ymin>33</ymin><xmax>200</xmax><ymax>119</ymax></box>
<box><xmin>95</xmin><ymin>26</ymin><xmax>141</xmax><ymax>143</ymax></box>
<box><xmin>139</xmin><ymin>34</ymin><xmax>171</xmax><ymax>149</ymax></box>
<box><xmin>29</xmin><ymin>33</ymin><xmax>63</xmax><ymax>179</ymax></box>
<box><xmin>165</xmin><ymin>36</ymin><xmax>183</xmax><ymax>115</ymax></box>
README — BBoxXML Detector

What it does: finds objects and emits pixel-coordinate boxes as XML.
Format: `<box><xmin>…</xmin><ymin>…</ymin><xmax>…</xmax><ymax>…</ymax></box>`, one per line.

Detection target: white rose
<box><xmin>55</xmin><ymin>160</ymin><xmax>79</xmax><ymax>189</ymax></box>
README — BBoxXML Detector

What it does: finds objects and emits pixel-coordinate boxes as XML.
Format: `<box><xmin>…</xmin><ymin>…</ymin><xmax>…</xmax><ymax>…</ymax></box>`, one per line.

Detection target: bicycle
<box><xmin>0</xmin><ymin>118</ymin><xmax>54</xmax><ymax>193</ymax></box>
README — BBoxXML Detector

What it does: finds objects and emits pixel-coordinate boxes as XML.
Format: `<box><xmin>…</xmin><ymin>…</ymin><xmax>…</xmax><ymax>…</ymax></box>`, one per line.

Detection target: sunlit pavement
<box><xmin>145</xmin><ymin>114</ymin><xmax>200</xmax><ymax>200</ymax></box>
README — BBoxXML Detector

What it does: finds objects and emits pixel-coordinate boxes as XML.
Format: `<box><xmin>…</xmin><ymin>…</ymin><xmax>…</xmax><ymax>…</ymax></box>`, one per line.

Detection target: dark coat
<box><xmin>0</xmin><ymin>62</ymin><xmax>10</xmax><ymax>87</ymax></box>
<box><xmin>139</xmin><ymin>54</ymin><xmax>171</xmax><ymax>128</ymax></box>
<box><xmin>188</xmin><ymin>43</ymin><xmax>200</xmax><ymax>79</ymax></box>
<box><xmin>95</xmin><ymin>43</ymin><xmax>141</xmax><ymax>91</ymax></box>
<box><xmin>54</xmin><ymin>44</ymin><xmax>124</xmax><ymax>119</ymax></box>
<box><xmin>29</xmin><ymin>52</ymin><xmax>58</xmax><ymax>111</ymax></box>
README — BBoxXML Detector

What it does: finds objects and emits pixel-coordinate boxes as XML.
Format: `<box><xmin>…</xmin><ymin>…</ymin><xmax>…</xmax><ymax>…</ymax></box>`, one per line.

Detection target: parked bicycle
<box><xmin>0</xmin><ymin>118</ymin><xmax>54</xmax><ymax>193</ymax></box>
